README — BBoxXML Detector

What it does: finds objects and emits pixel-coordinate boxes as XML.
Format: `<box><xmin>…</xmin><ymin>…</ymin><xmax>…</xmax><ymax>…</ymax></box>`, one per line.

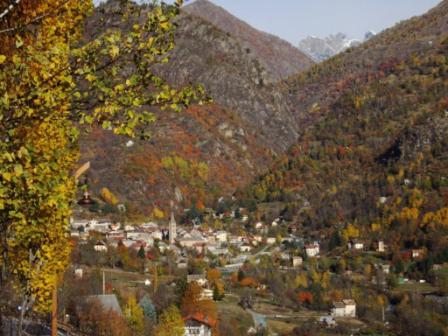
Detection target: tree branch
<box><xmin>0</xmin><ymin>0</ymin><xmax>22</xmax><ymax>21</ymax></box>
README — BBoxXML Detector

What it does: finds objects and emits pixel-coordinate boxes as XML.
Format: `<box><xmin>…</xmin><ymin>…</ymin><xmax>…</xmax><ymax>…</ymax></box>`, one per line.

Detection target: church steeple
<box><xmin>169</xmin><ymin>201</ymin><xmax>177</xmax><ymax>244</ymax></box>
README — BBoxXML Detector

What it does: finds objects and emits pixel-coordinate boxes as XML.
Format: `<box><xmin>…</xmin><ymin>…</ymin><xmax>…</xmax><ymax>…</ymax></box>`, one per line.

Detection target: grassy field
<box><xmin>267</xmin><ymin>319</ymin><xmax>300</xmax><ymax>335</ymax></box>
<box><xmin>216</xmin><ymin>297</ymin><xmax>254</xmax><ymax>334</ymax></box>
<box><xmin>393</xmin><ymin>281</ymin><xmax>437</xmax><ymax>293</ymax></box>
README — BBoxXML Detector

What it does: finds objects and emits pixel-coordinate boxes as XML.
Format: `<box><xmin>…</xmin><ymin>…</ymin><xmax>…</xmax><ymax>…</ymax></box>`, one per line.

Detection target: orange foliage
<box><xmin>240</xmin><ymin>277</ymin><xmax>258</xmax><ymax>288</ymax></box>
<box><xmin>298</xmin><ymin>291</ymin><xmax>313</xmax><ymax>305</ymax></box>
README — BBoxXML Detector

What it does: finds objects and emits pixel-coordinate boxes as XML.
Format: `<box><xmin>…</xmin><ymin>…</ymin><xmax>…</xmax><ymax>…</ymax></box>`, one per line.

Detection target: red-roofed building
<box><xmin>184</xmin><ymin>313</ymin><xmax>216</xmax><ymax>336</ymax></box>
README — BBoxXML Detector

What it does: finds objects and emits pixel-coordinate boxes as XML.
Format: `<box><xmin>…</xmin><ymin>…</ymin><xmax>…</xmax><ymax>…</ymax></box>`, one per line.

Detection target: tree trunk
<box><xmin>51</xmin><ymin>288</ymin><xmax>57</xmax><ymax>336</ymax></box>
<box><xmin>18</xmin><ymin>297</ymin><xmax>27</xmax><ymax>336</ymax></box>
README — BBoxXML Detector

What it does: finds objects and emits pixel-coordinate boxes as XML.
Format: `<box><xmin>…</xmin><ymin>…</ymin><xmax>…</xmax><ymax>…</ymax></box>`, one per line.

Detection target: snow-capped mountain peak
<box><xmin>298</xmin><ymin>31</ymin><xmax>376</xmax><ymax>62</ymax></box>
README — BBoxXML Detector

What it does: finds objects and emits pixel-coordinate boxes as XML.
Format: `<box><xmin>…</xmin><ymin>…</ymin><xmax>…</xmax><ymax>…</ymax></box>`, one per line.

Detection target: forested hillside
<box><xmin>79</xmin><ymin>0</ymin><xmax>306</xmax><ymax>217</ymax></box>
<box><xmin>247</xmin><ymin>1</ymin><xmax>448</xmax><ymax>256</ymax></box>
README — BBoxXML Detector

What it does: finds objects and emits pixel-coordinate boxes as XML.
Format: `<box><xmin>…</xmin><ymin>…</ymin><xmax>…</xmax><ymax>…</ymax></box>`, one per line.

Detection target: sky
<box><xmin>95</xmin><ymin>0</ymin><xmax>442</xmax><ymax>44</ymax></box>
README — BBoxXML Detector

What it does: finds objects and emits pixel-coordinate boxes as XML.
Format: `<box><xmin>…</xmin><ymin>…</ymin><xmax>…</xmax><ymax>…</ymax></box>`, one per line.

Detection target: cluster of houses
<box><xmin>70</xmin><ymin>213</ymin><xmax>313</xmax><ymax>270</ymax></box>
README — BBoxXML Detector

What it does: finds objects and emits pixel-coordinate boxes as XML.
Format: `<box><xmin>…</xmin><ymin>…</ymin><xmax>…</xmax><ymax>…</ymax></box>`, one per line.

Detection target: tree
<box><xmin>298</xmin><ymin>291</ymin><xmax>313</xmax><ymax>305</ymax></box>
<box><xmin>181</xmin><ymin>281</ymin><xmax>217</xmax><ymax>321</ymax></box>
<box><xmin>139</xmin><ymin>295</ymin><xmax>157</xmax><ymax>322</ymax></box>
<box><xmin>138</xmin><ymin>246</ymin><xmax>146</xmax><ymax>259</ymax></box>
<box><xmin>100</xmin><ymin>187</ymin><xmax>119</xmax><ymax>205</ymax></box>
<box><xmin>206</xmin><ymin>268</ymin><xmax>221</xmax><ymax>285</ymax></box>
<box><xmin>213</xmin><ymin>281</ymin><xmax>225</xmax><ymax>301</ymax></box>
<box><xmin>125</xmin><ymin>297</ymin><xmax>145</xmax><ymax>336</ymax></box>
<box><xmin>0</xmin><ymin>0</ymin><xmax>207</xmax><ymax>327</ymax></box>
<box><xmin>154</xmin><ymin>305</ymin><xmax>184</xmax><ymax>336</ymax></box>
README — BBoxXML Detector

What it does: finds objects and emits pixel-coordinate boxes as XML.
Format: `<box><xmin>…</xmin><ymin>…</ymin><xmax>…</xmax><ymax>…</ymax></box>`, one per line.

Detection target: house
<box><xmin>266</xmin><ymin>237</ymin><xmax>276</xmax><ymax>245</ymax></box>
<box><xmin>200</xmin><ymin>289</ymin><xmax>214</xmax><ymax>300</ymax></box>
<box><xmin>177</xmin><ymin>259</ymin><xmax>188</xmax><ymax>269</ymax></box>
<box><xmin>151</xmin><ymin>230</ymin><xmax>163</xmax><ymax>241</ymax></box>
<box><xmin>380</xmin><ymin>264</ymin><xmax>390</xmax><ymax>274</ymax></box>
<box><xmin>253</xmin><ymin>235</ymin><xmax>263</xmax><ymax>243</ymax></box>
<box><xmin>178</xmin><ymin>233</ymin><xmax>208</xmax><ymax>249</ymax></box>
<box><xmin>240</xmin><ymin>244</ymin><xmax>252</xmax><ymax>253</ymax></box>
<box><xmin>377</xmin><ymin>240</ymin><xmax>386</xmax><ymax>253</ymax></box>
<box><xmin>124</xmin><ymin>225</ymin><xmax>135</xmax><ymax>232</ymax></box>
<box><xmin>107</xmin><ymin>230</ymin><xmax>126</xmax><ymax>241</ymax></box>
<box><xmin>305</xmin><ymin>242</ymin><xmax>320</xmax><ymax>257</ymax></box>
<box><xmin>193</xmin><ymin>243</ymin><xmax>208</xmax><ymax>254</ymax></box>
<box><xmin>412</xmin><ymin>249</ymin><xmax>426</xmax><ymax>260</ymax></box>
<box><xmin>74</xmin><ymin>268</ymin><xmax>84</xmax><ymax>278</ymax></box>
<box><xmin>184</xmin><ymin>313</ymin><xmax>216</xmax><ymax>336</ymax></box>
<box><xmin>319</xmin><ymin>315</ymin><xmax>337</xmax><ymax>327</ymax></box>
<box><xmin>255</xmin><ymin>222</ymin><xmax>264</xmax><ymax>230</ymax></box>
<box><xmin>349</xmin><ymin>240</ymin><xmax>364</xmax><ymax>251</ymax></box>
<box><xmin>331</xmin><ymin>299</ymin><xmax>356</xmax><ymax>318</ymax></box>
<box><xmin>292</xmin><ymin>256</ymin><xmax>303</xmax><ymax>267</ymax></box>
<box><xmin>94</xmin><ymin>241</ymin><xmax>107</xmax><ymax>252</ymax></box>
<box><xmin>215</xmin><ymin>231</ymin><xmax>227</xmax><ymax>243</ymax></box>
<box><xmin>187</xmin><ymin>274</ymin><xmax>208</xmax><ymax>287</ymax></box>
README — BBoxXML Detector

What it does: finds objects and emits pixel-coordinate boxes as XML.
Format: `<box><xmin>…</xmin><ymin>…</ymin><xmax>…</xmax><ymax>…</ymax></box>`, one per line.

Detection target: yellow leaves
<box><xmin>0</xmin><ymin>55</ymin><xmax>6</xmax><ymax>64</ymax></box>
<box><xmin>109</xmin><ymin>45</ymin><xmax>120</xmax><ymax>59</ymax></box>
<box><xmin>85</xmin><ymin>73</ymin><xmax>96</xmax><ymax>82</ymax></box>
<box><xmin>422</xmin><ymin>208</ymin><xmax>448</xmax><ymax>230</ymax></box>
<box><xmin>153</xmin><ymin>207</ymin><xmax>165</xmax><ymax>219</ymax></box>
<box><xmin>100</xmin><ymin>187</ymin><xmax>119</xmax><ymax>205</ymax></box>
<box><xmin>1</xmin><ymin>172</ymin><xmax>12</xmax><ymax>182</ymax></box>
<box><xmin>160</xmin><ymin>20</ymin><xmax>170</xmax><ymax>31</ymax></box>
<box><xmin>343</xmin><ymin>223</ymin><xmax>360</xmax><ymax>240</ymax></box>
<box><xmin>371</xmin><ymin>223</ymin><xmax>381</xmax><ymax>232</ymax></box>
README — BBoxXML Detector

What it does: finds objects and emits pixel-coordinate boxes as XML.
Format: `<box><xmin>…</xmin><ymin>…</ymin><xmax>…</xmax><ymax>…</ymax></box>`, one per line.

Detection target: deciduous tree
<box><xmin>0</xmin><ymin>0</ymin><xmax>207</xmax><ymax>329</ymax></box>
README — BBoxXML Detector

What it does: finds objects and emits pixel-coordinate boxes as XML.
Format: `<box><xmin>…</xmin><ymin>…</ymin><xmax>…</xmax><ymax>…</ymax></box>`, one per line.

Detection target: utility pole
<box><xmin>102</xmin><ymin>271</ymin><xmax>106</xmax><ymax>295</ymax></box>
<box><xmin>152</xmin><ymin>264</ymin><xmax>158</xmax><ymax>295</ymax></box>
<box><xmin>51</xmin><ymin>287</ymin><xmax>57</xmax><ymax>336</ymax></box>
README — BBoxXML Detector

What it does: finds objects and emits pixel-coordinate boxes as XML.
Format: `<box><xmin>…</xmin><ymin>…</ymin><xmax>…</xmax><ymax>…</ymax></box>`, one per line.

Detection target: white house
<box><xmin>292</xmin><ymin>256</ymin><xmax>303</xmax><ymax>267</ymax></box>
<box><xmin>349</xmin><ymin>240</ymin><xmax>364</xmax><ymax>251</ymax></box>
<box><xmin>266</xmin><ymin>237</ymin><xmax>276</xmax><ymax>245</ymax></box>
<box><xmin>377</xmin><ymin>240</ymin><xmax>386</xmax><ymax>253</ymax></box>
<box><xmin>319</xmin><ymin>315</ymin><xmax>337</xmax><ymax>327</ymax></box>
<box><xmin>187</xmin><ymin>274</ymin><xmax>208</xmax><ymax>287</ymax></box>
<box><xmin>255</xmin><ymin>222</ymin><xmax>264</xmax><ymax>230</ymax></box>
<box><xmin>94</xmin><ymin>241</ymin><xmax>108</xmax><ymax>252</ymax></box>
<box><xmin>215</xmin><ymin>231</ymin><xmax>227</xmax><ymax>243</ymax></box>
<box><xmin>240</xmin><ymin>244</ymin><xmax>253</xmax><ymax>253</ymax></box>
<box><xmin>253</xmin><ymin>235</ymin><xmax>263</xmax><ymax>243</ymax></box>
<box><xmin>331</xmin><ymin>299</ymin><xmax>356</xmax><ymax>318</ymax></box>
<box><xmin>184</xmin><ymin>314</ymin><xmax>215</xmax><ymax>336</ymax></box>
<box><xmin>74</xmin><ymin>268</ymin><xmax>84</xmax><ymax>278</ymax></box>
<box><xmin>305</xmin><ymin>242</ymin><xmax>320</xmax><ymax>257</ymax></box>
<box><xmin>200</xmin><ymin>289</ymin><xmax>214</xmax><ymax>300</ymax></box>
<box><xmin>151</xmin><ymin>230</ymin><xmax>163</xmax><ymax>241</ymax></box>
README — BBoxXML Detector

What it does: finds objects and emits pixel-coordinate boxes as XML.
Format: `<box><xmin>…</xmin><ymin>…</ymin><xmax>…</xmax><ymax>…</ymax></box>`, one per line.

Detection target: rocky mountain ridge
<box><xmin>184</xmin><ymin>0</ymin><xmax>314</xmax><ymax>81</ymax></box>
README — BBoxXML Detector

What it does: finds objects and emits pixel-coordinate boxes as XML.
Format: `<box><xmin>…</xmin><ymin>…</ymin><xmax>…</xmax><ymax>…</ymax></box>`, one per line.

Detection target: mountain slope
<box><xmin>285</xmin><ymin>0</ymin><xmax>448</xmax><ymax>134</ymax></box>
<box><xmin>183</xmin><ymin>0</ymin><xmax>314</xmax><ymax>81</ymax></box>
<box><xmin>247</xmin><ymin>1</ymin><xmax>448</xmax><ymax>250</ymax></box>
<box><xmin>78</xmin><ymin>0</ymin><xmax>302</xmax><ymax>216</ymax></box>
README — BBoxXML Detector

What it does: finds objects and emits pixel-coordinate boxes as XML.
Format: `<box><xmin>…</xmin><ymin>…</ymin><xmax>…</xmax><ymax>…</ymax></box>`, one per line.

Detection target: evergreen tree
<box><xmin>139</xmin><ymin>295</ymin><xmax>157</xmax><ymax>322</ymax></box>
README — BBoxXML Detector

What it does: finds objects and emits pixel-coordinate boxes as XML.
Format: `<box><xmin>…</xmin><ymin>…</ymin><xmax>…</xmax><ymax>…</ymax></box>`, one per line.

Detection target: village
<box><xmin>63</xmin><ymin>191</ymin><xmax>447</xmax><ymax>336</ymax></box>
